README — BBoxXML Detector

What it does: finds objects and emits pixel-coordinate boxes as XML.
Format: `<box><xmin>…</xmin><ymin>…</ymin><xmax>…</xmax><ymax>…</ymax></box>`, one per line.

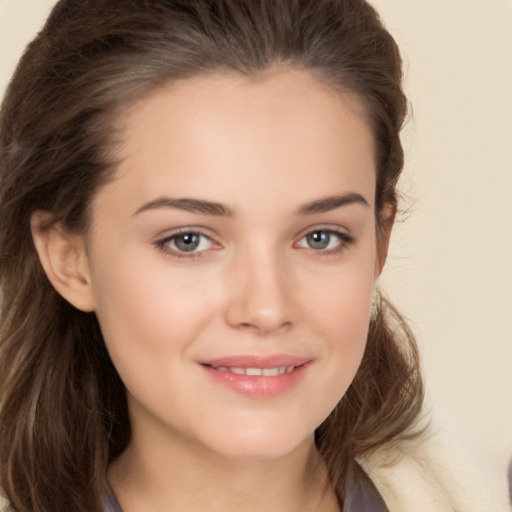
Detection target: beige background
<box><xmin>1</xmin><ymin>0</ymin><xmax>511</xmax><ymax>502</ymax></box>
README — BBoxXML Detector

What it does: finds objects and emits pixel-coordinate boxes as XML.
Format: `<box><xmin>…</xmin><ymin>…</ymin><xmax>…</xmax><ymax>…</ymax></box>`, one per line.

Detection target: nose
<box><xmin>224</xmin><ymin>246</ymin><xmax>297</xmax><ymax>336</ymax></box>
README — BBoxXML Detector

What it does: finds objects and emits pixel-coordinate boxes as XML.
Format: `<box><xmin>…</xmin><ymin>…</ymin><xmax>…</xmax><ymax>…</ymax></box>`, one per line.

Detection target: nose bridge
<box><xmin>225</xmin><ymin>238</ymin><xmax>295</xmax><ymax>335</ymax></box>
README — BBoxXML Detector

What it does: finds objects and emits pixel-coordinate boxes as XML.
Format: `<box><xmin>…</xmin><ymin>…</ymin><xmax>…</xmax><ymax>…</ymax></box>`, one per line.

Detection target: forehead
<box><xmin>102</xmin><ymin>68</ymin><xmax>376</xmax><ymax>214</ymax></box>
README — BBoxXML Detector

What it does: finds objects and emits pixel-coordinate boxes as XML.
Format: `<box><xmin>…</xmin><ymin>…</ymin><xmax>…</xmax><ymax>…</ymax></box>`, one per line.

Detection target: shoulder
<box><xmin>359</xmin><ymin>435</ymin><xmax>509</xmax><ymax>512</ymax></box>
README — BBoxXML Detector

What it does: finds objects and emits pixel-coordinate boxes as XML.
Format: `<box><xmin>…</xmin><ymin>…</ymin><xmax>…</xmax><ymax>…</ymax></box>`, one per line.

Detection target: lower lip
<box><xmin>201</xmin><ymin>364</ymin><xmax>310</xmax><ymax>397</ymax></box>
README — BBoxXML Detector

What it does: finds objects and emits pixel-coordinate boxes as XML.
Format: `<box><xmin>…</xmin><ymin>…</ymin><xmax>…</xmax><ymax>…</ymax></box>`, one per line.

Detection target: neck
<box><xmin>108</xmin><ymin>423</ymin><xmax>339</xmax><ymax>512</ymax></box>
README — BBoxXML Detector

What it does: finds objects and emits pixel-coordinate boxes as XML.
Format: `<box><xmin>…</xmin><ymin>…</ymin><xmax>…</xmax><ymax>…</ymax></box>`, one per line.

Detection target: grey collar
<box><xmin>104</xmin><ymin>464</ymin><xmax>389</xmax><ymax>512</ymax></box>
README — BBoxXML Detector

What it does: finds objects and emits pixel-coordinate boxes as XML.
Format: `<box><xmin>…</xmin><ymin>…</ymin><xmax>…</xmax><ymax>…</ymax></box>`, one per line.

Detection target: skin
<box><xmin>32</xmin><ymin>68</ymin><xmax>391</xmax><ymax>511</ymax></box>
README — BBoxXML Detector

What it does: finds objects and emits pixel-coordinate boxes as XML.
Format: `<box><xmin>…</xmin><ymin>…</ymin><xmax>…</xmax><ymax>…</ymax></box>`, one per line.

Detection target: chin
<box><xmin>198</xmin><ymin>422</ymin><xmax>316</xmax><ymax>462</ymax></box>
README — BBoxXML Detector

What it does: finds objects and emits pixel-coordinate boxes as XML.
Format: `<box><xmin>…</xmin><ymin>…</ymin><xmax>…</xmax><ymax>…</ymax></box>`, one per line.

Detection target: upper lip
<box><xmin>200</xmin><ymin>354</ymin><xmax>311</xmax><ymax>369</ymax></box>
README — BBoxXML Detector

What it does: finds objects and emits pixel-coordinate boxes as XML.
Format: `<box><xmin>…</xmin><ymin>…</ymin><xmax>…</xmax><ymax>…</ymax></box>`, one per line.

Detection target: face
<box><xmin>84</xmin><ymin>69</ymin><xmax>382</xmax><ymax>462</ymax></box>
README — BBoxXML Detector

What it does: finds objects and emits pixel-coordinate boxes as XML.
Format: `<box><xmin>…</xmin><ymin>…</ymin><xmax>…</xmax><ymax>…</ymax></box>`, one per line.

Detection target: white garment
<box><xmin>359</xmin><ymin>436</ymin><xmax>510</xmax><ymax>512</ymax></box>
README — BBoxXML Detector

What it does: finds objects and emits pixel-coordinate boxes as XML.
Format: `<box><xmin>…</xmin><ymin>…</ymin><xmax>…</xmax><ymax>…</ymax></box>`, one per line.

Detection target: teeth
<box><xmin>213</xmin><ymin>365</ymin><xmax>295</xmax><ymax>376</ymax></box>
<box><xmin>245</xmin><ymin>367</ymin><xmax>262</xmax><ymax>376</ymax></box>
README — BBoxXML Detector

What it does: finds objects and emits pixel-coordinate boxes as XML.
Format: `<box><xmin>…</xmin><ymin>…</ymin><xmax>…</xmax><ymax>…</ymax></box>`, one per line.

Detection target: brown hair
<box><xmin>0</xmin><ymin>1</ymin><xmax>423</xmax><ymax>510</ymax></box>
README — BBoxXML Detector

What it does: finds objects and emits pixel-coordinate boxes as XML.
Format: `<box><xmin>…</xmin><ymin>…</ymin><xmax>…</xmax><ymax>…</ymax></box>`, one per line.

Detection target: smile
<box><xmin>206</xmin><ymin>365</ymin><xmax>296</xmax><ymax>376</ymax></box>
<box><xmin>200</xmin><ymin>355</ymin><xmax>311</xmax><ymax>397</ymax></box>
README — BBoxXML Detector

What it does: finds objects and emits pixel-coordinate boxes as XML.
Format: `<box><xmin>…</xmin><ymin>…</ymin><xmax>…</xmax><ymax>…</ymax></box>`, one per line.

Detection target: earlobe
<box><xmin>30</xmin><ymin>211</ymin><xmax>95</xmax><ymax>312</ymax></box>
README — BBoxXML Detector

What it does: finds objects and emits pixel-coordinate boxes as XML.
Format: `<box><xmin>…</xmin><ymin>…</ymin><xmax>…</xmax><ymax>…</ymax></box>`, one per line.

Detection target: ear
<box><xmin>31</xmin><ymin>211</ymin><xmax>95</xmax><ymax>312</ymax></box>
<box><xmin>374</xmin><ymin>202</ymin><xmax>396</xmax><ymax>278</ymax></box>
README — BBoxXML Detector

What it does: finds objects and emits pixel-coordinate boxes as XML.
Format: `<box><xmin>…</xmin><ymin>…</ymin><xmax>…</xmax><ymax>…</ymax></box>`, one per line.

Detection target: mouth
<box><xmin>202</xmin><ymin>364</ymin><xmax>297</xmax><ymax>376</ymax></box>
<box><xmin>199</xmin><ymin>355</ymin><xmax>311</xmax><ymax>397</ymax></box>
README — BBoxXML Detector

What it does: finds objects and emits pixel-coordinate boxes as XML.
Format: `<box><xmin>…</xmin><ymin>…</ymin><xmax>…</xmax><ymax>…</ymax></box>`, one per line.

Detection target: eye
<box><xmin>295</xmin><ymin>229</ymin><xmax>354</xmax><ymax>253</ymax></box>
<box><xmin>156</xmin><ymin>230</ymin><xmax>216</xmax><ymax>256</ymax></box>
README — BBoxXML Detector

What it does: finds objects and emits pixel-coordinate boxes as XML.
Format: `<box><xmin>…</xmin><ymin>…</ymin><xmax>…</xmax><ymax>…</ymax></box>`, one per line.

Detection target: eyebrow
<box><xmin>134</xmin><ymin>197</ymin><xmax>234</xmax><ymax>217</ymax></box>
<box><xmin>297</xmin><ymin>193</ymin><xmax>370</xmax><ymax>214</ymax></box>
<box><xmin>133</xmin><ymin>192</ymin><xmax>369</xmax><ymax>217</ymax></box>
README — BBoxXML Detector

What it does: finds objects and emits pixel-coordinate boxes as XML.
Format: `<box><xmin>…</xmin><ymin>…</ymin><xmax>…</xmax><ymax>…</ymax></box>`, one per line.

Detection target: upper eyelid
<box><xmin>294</xmin><ymin>224</ymin><xmax>354</xmax><ymax>241</ymax></box>
<box><xmin>156</xmin><ymin>226</ymin><xmax>219</xmax><ymax>243</ymax></box>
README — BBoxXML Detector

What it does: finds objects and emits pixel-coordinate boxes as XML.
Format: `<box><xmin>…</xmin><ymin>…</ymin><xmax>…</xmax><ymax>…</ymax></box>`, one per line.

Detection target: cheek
<box><xmin>89</xmin><ymin>257</ymin><xmax>218</xmax><ymax>388</ymax></box>
<box><xmin>306</xmin><ymin>257</ymin><xmax>376</xmax><ymax>397</ymax></box>
<box><xmin>307</xmin><ymin>249</ymin><xmax>375</xmax><ymax>338</ymax></box>
<box><xmin>92</xmin><ymin>249</ymin><xmax>214</xmax><ymax>335</ymax></box>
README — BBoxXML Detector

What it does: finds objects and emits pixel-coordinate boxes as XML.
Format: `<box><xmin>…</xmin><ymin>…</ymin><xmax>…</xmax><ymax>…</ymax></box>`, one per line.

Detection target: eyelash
<box><xmin>154</xmin><ymin>227</ymin><xmax>355</xmax><ymax>260</ymax></box>
<box><xmin>294</xmin><ymin>228</ymin><xmax>355</xmax><ymax>257</ymax></box>
<box><xmin>154</xmin><ymin>229</ymin><xmax>217</xmax><ymax>260</ymax></box>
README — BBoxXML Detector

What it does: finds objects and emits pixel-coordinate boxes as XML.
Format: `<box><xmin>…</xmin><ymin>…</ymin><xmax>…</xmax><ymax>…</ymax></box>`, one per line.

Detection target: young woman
<box><xmin>0</xmin><ymin>1</ymin><xmax>490</xmax><ymax>511</ymax></box>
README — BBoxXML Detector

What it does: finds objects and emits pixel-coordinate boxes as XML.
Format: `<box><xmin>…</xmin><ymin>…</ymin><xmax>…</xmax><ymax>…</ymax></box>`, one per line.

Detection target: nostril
<box><xmin>238</xmin><ymin>322</ymin><xmax>263</xmax><ymax>334</ymax></box>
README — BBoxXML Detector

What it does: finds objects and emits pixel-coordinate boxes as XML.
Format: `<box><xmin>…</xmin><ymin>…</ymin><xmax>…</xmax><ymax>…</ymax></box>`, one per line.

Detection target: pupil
<box><xmin>307</xmin><ymin>231</ymin><xmax>329</xmax><ymax>249</ymax></box>
<box><xmin>175</xmin><ymin>233</ymin><xmax>200</xmax><ymax>252</ymax></box>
